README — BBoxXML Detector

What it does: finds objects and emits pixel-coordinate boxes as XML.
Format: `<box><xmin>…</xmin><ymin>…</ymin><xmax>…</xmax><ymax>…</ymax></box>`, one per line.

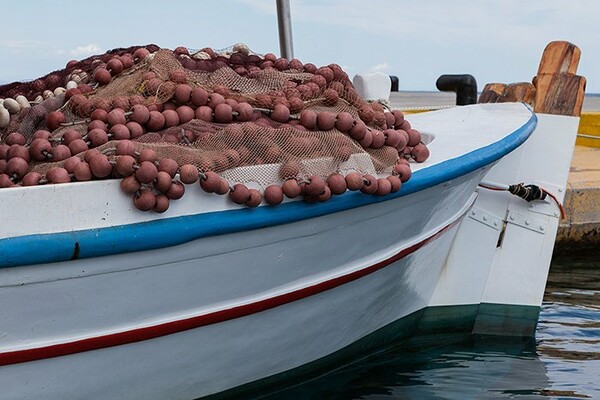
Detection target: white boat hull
<box><xmin>0</xmin><ymin>103</ymin><xmax>549</xmax><ymax>399</ymax></box>
<box><xmin>0</xmin><ymin>171</ymin><xmax>481</xmax><ymax>400</ymax></box>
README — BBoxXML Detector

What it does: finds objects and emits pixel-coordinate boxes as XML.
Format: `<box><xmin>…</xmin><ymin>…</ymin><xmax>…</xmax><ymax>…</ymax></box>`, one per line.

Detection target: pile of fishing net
<box><xmin>0</xmin><ymin>43</ymin><xmax>429</xmax><ymax>212</ymax></box>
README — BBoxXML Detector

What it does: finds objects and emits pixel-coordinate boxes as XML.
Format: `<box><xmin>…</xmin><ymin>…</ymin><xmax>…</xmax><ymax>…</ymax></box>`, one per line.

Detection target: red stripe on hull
<box><xmin>0</xmin><ymin>218</ymin><xmax>460</xmax><ymax>366</ymax></box>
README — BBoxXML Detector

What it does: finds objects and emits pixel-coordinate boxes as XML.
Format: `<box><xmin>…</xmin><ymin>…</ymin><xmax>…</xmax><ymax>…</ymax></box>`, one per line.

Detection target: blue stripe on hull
<box><xmin>0</xmin><ymin>112</ymin><xmax>537</xmax><ymax>268</ymax></box>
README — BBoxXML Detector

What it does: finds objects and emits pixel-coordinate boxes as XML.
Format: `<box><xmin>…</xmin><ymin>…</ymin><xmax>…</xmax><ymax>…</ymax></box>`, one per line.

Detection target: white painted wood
<box><xmin>0</xmin><ymin>174</ymin><xmax>478</xmax><ymax>351</ymax></box>
<box><xmin>430</xmin><ymin>113</ymin><xmax>579</xmax><ymax>314</ymax></box>
<box><xmin>0</xmin><ymin>103</ymin><xmax>548</xmax><ymax>399</ymax></box>
<box><xmin>0</xmin><ymin>181</ymin><xmax>479</xmax><ymax>400</ymax></box>
<box><xmin>478</xmin><ymin>113</ymin><xmax>579</xmax><ymax>308</ymax></box>
<box><xmin>0</xmin><ymin>224</ymin><xmax>460</xmax><ymax>400</ymax></box>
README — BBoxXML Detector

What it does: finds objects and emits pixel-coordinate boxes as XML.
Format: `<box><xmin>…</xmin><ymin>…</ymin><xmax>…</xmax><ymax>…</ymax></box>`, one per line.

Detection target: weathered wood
<box><xmin>483</xmin><ymin>83</ymin><xmax>507</xmax><ymax>95</ymax></box>
<box><xmin>500</xmin><ymin>82</ymin><xmax>536</xmax><ymax>105</ymax></box>
<box><xmin>537</xmin><ymin>41</ymin><xmax>581</xmax><ymax>75</ymax></box>
<box><xmin>533</xmin><ymin>73</ymin><xmax>586</xmax><ymax>116</ymax></box>
<box><xmin>533</xmin><ymin>41</ymin><xmax>585</xmax><ymax>116</ymax></box>
<box><xmin>478</xmin><ymin>90</ymin><xmax>499</xmax><ymax>103</ymax></box>
<box><xmin>478</xmin><ymin>82</ymin><xmax>535</xmax><ymax>105</ymax></box>
<box><xmin>478</xmin><ymin>41</ymin><xmax>585</xmax><ymax>115</ymax></box>
<box><xmin>478</xmin><ymin>83</ymin><xmax>506</xmax><ymax>103</ymax></box>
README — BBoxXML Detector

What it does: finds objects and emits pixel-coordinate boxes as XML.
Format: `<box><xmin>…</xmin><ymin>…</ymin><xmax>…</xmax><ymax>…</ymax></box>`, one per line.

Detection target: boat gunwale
<box><xmin>0</xmin><ymin>106</ymin><xmax>537</xmax><ymax>268</ymax></box>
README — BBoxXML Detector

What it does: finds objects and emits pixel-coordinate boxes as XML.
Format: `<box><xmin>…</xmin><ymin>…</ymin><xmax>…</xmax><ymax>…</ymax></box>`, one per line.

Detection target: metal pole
<box><xmin>276</xmin><ymin>0</ymin><xmax>294</xmax><ymax>59</ymax></box>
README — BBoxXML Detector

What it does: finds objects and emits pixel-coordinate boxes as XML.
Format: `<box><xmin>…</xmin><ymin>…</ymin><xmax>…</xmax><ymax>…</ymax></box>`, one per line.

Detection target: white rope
<box><xmin>396</xmin><ymin>104</ymin><xmax>456</xmax><ymax>111</ymax></box>
<box><xmin>577</xmin><ymin>133</ymin><xmax>600</xmax><ymax>140</ymax></box>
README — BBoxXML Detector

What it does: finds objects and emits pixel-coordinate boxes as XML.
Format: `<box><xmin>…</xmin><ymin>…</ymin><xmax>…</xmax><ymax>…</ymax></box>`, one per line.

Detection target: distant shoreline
<box><xmin>390</xmin><ymin>91</ymin><xmax>600</xmax><ymax>112</ymax></box>
<box><xmin>0</xmin><ymin>83</ymin><xmax>598</xmax><ymax>97</ymax></box>
<box><xmin>399</xmin><ymin>90</ymin><xmax>600</xmax><ymax>97</ymax></box>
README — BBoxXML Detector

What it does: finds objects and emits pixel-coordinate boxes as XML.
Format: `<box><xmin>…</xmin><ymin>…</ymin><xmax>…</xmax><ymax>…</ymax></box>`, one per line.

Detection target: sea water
<box><xmin>250</xmin><ymin>252</ymin><xmax>600</xmax><ymax>399</ymax></box>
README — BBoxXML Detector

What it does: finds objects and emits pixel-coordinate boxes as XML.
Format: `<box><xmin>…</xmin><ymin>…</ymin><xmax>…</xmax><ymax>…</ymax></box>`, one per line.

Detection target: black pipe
<box><xmin>436</xmin><ymin>74</ymin><xmax>478</xmax><ymax>105</ymax></box>
<box><xmin>390</xmin><ymin>76</ymin><xmax>399</xmax><ymax>92</ymax></box>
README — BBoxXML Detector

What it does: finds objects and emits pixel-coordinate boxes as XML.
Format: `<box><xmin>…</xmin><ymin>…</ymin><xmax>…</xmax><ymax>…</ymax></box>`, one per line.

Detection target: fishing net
<box><xmin>0</xmin><ymin>44</ymin><xmax>429</xmax><ymax>211</ymax></box>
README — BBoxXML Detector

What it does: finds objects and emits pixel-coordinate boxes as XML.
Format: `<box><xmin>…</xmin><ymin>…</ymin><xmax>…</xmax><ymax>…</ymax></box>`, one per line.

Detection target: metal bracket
<box><xmin>506</xmin><ymin>210</ymin><xmax>547</xmax><ymax>234</ymax></box>
<box><xmin>468</xmin><ymin>208</ymin><xmax>502</xmax><ymax>231</ymax></box>
<box><xmin>527</xmin><ymin>181</ymin><xmax>564</xmax><ymax>218</ymax></box>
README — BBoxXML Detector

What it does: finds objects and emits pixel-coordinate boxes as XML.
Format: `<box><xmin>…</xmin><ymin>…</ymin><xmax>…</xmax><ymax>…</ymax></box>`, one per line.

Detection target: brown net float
<box><xmin>0</xmin><ymin>44</ymin><xmax>430</xmax><ymax>211</ymax></box>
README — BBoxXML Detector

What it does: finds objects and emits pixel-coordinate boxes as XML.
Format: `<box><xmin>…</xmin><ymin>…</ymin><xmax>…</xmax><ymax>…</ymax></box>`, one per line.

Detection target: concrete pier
<box><xmin>556</xmin><ymin>145</ymin><xmax>600</xmax><ymax>252</ymax></box>
<box><xmin>558</xmin><ymin>107</ymin><xmax>600</xmax><ymax>251</ymax></box>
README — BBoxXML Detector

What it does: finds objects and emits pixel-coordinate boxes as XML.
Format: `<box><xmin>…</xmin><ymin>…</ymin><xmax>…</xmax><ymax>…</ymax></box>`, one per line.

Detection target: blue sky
<box><xmin>1</xmin><ymin>0</ymin><xmax>598</xmax><ymax>92</ymax></box>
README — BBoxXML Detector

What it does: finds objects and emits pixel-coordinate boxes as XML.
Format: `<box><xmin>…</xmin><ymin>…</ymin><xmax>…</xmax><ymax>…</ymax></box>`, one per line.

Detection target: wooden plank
<box><xmin>537</xmin><ymin>41</ymin><xmax>581</xmax><ymax>75</ymax></box>
<box><xmin>533</xmin><ymin>73</ymin><xmax>586</xmax><ymax>116</ymax></box>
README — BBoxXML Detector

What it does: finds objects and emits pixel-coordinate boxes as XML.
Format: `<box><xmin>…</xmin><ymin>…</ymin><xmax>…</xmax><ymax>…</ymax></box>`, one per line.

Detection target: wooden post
<box><xmin>479</xmin><ymin>41</ymin><xmax>586</xmax><ymax>117</ymax></box>
<box><xmin>536</xmin><ymin>41</ymin><xmax>581</xmax><ymax>75</ymax></box>
<box><xmin>533</xmin><ymin>74</ymin><xmax>586</xmax><ymax>116</ymax></box>
<box><xmin>533</xmin><ymin>41</ymin><xmax>586</xmax><ymax>117</ymax></box>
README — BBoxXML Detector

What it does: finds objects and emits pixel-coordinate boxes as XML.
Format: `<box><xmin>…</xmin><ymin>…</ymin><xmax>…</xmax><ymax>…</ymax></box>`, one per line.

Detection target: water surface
<box><xmin>251</xmin><ymin>253</ymin><xmax>600</xmax><ymax>399</ymax></box>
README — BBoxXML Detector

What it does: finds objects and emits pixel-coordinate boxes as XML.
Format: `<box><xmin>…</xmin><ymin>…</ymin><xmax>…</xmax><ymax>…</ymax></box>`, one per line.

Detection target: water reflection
<box><xmin>249</xmin><ymin>253</ymin><xmax>600</xmax><ymax>399</ymax></box>
<box><xmin>254</xmin><ymin>337</ymin><xmax>550</xmax><ymax>399</ymax></box>
<box><xmin>535</xmin><ymin>253</ymin><xmax>600</xmax><ymax>399</ymax></box>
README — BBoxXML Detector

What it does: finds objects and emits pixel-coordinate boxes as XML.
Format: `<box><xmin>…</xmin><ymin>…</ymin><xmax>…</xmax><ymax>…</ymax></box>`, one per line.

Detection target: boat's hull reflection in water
<box><xmin>252</xmin><ymin>253</ymin><xmax>600</xmax><ymax>400</ymax></box>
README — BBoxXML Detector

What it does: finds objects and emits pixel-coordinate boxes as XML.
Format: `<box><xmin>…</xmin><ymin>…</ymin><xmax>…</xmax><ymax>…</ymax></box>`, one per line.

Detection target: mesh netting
<box><xmin>0</xmin><ymin>44</ymin><xmax>429</xmax><ymax>211</ymax></box>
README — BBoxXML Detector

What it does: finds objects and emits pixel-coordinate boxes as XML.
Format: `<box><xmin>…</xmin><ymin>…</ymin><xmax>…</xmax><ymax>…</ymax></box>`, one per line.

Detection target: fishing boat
<box><xmin>0</xmin><ymin>41</ymin><xmax>584</xmax><ymax>399</ymax></box>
